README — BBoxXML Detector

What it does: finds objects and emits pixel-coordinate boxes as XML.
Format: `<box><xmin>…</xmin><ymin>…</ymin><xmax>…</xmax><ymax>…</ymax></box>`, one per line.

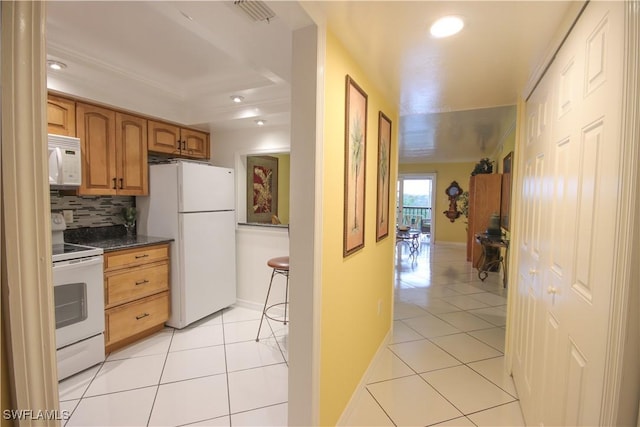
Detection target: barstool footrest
<box><xmin>262</xmin><ymin>302</ymin><xmax>289</xmax><ymax>324</ymax></box>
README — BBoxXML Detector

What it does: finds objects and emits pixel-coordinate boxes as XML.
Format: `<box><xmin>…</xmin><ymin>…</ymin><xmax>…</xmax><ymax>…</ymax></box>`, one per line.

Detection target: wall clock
<box><xmin>443</xmin><ymin>181</ymin><xmax>463</xmax><ymax>222</ymax></box>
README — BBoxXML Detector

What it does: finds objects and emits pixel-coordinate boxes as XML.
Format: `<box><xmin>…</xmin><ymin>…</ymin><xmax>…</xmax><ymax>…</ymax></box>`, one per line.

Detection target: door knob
<box><xmin>529</xmin><ymin>268</ymin><xmax>538</xmax><ymax>275</ymax></box>
<box><xmin>547</xmin><ymin>286</ymin><xmax>558</xmax><ymax>295</ymax></box>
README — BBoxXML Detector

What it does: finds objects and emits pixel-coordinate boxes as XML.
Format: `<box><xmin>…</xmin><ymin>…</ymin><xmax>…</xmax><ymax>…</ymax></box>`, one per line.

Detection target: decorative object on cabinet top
<box><xmin>471</xmin><ymin>157</ymin><xmax>494</xmax><ymax>175</ymax></box>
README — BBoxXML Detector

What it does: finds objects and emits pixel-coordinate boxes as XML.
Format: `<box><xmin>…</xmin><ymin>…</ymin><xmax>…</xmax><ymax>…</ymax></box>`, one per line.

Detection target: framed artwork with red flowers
<box><xmin>247</xmin><ymin>155</ymin><xmax>278</xmax><ymax>223</ymax></box>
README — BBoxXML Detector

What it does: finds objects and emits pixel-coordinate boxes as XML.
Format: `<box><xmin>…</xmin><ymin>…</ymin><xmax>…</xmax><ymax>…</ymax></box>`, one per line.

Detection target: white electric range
<box><xmin>51</xmin><ymin>212</ymin><xmax>105</xmax><ymax>380</ymax></box>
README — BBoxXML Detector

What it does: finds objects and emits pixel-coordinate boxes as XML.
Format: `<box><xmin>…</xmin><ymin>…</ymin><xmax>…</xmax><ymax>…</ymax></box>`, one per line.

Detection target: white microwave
<box><xmin>48</xmin><ymin>134</ymin><xmax>82</xmax><ymax>188</ymax></box>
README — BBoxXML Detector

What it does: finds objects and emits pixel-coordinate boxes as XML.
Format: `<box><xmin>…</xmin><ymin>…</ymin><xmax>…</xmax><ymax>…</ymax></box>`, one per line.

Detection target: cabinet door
<box><xmin>76</xmin><ymin>103</ymin><xmax>117</xmax><ymax>195</ymax></box>
<box><xmin>116</xmin><ymin>113</ymin><xmax>148</xmax><ymax>195</ymax></box>
<box><xmin>148</xmin><ymin>120</ymin><xmax>180</xmax><ymax>155</ymax></box>
<box><xmin>180</xmin><ymin>128</ymin><xmax>209</xmax><ymax>159</ymax></box>
<box><xmin>47</xmin><ymin>95</ymin><xmax>76</xmax><ymax>136</ymax></box>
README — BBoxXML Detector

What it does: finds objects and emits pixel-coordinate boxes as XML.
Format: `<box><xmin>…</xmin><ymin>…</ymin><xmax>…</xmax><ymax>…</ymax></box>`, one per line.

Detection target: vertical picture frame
<box><xmin>376</xmin><ymin>111</ymin><xmax>392</xmax><ymax>241</ymax></box>
<box><xmin>246</xmin><ymin>155</ymin><xmax>279</xmax><ymax>224</ymax></box>
<box><xmin>343</xmin><ymin>75</ymin><xmax>368</xmax><ymax>257</ymax></box>
<box><xmin>501</xmin><ymin>152</ymin><xmax>513</xmax><ymax>230</ymax></box>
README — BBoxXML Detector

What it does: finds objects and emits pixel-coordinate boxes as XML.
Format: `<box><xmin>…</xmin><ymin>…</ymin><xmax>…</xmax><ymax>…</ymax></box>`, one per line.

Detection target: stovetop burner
<box><xmin>52</xmin><ymin>242</ymin><xmax>103</xmax><ymax>263</ymax></box>
<box><xmin>51</xmin><ymin>212</ymin><xmax>103</xmax><ymax>262</ymax></box>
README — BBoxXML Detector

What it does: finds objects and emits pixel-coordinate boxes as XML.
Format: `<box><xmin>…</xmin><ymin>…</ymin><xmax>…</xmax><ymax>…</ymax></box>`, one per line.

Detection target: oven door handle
<box><xmin>52</xmin><ymin>256</ymin><xmax>103</xmax><ymax>271</ymax></box>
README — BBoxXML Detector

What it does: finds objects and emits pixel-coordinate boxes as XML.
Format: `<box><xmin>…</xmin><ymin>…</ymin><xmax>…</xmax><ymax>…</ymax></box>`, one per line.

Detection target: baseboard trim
<box><xmin>336</xmin><ymin>328</ymin><xmax>392</xmax><ymax>426</ymax></box>
<box><xmin>234</xmin><ymin>298</ymin><xmax>286</xmax><ymax>317</ymax></box>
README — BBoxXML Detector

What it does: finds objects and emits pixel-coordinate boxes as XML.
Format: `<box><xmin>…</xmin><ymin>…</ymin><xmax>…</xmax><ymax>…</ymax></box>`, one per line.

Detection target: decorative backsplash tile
<box><xmin>50</xmin><ymin>191</ymin><xmax>135</xmax><ymax>229</ymax></box>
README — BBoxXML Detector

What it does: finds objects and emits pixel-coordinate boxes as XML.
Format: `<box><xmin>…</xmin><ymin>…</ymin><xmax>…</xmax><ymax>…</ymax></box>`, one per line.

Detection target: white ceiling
<box><xmin>45</xmin><ymin>1</ymin><xmax>577</xmax><ymax>163</ymax></box>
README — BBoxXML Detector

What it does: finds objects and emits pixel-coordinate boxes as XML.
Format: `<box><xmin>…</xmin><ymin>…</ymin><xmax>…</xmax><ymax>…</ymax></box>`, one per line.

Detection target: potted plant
<box><xmin>121</xmin><ymin>207</ymin><xmax>137</xmax><ymax>236</ymax></box>
<box><xmin>471</xmin><ymin>158</ymin><xmax>494</xmax><ymax>176</ymax></box>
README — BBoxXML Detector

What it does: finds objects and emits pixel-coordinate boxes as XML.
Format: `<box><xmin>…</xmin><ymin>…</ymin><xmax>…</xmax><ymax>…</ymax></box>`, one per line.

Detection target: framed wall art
<box><xmin>246</xmin><ymin>155</ymin><xmax>278</xmax><ymax>223</ymax></box>
<box><xmin>343</xmin><ymin>75</ymin><xmax>368</xmax><ymax>256</ymax></box>
<box><xmin>376</xmin><ymin>111</ymin><xmax>392</xmax><ymax>241</ymax></box>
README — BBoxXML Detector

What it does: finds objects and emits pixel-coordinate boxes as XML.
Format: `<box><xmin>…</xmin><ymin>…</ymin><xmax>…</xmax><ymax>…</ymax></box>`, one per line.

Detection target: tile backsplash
<box><xmin>50</xmin><ymin>191</ymin><xmax>135</xmax><ymax>229</ymax></box>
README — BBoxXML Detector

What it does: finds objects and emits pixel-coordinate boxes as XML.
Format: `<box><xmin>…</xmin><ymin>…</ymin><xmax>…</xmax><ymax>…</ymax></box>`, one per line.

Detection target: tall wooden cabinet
<box><xmin>76</xmin><ymin>103</ymin><xmax>148</xmax><ymax>196</ymax></box>
<box><xmin>466</xmin><ymin>173</ymin><xmax>502</xmax><ymax>266</ymax></box>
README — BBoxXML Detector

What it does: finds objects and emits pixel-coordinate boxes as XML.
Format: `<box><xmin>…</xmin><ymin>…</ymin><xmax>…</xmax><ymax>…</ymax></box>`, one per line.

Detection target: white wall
<box><xmin>210</xmin><ymin>126</ymin><xmax>291</xmax><ymax>307</ymax></box>
<box><xmin>236</xmin><ymin>226</ymin><xmax>290</xmax><ymax>308</ymax></box>
<box><xmin>210</xmin><ymin>125</ymin><xmax>290</xmax><ymax>168</ymax></box>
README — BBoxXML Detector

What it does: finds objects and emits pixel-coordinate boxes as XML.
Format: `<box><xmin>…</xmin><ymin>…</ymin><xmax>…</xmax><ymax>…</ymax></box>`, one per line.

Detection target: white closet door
<box><xmin>512</xmin><ymin>2</ymin><xmax>624</xmax><ymax>425</ymax></box>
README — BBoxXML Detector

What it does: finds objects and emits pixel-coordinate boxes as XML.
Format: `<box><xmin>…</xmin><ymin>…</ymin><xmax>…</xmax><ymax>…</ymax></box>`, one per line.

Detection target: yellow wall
<box><xmin>273</xmin><ymin>153</ymin><xmax>290</xmax><ymax>224</ymax></box>
<box><xmin>400</xmin><ymin>162</ymin><xmax>475</xmax><ymax>243</ymax></box>
<box><xmin>320</xmin><ymin>29</ymin><xmax>398</xmax><ymax>425</ymax></box>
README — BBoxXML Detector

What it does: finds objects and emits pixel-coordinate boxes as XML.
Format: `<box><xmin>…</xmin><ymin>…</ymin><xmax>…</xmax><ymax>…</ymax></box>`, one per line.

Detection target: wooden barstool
<box><xmin>256</xmin><ymin>256</ymin><xmax>289</xmax><ymax>341</ymax></box>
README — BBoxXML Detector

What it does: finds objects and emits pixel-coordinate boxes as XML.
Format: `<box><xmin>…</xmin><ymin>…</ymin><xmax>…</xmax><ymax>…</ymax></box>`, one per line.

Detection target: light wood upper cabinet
<box><xmin>76</xmin><ymin>103</ymin><xmax>148</xmax><ymax>196</ymax></box>
<box><xmin>147</xmin><ymin>120</ymin><xmax>181</xmax><ymax>156</ymax></box>
<box><xmin>116</xmin><ymin>113</ymin><xmax>148</xmax><ymax>195</ymax></box>
<box><xmin>77</xmin><ymin>103</ymin><xmax>117</xmax><ymax>195</ymax></box>
<box><xmin>47</xmin><ymin>95</ymin><xmax>76</xmax><ymax>136</ymax></box>
<box><xmin>148</xmin><ymin>120</ymin><xmax>210</xmax><ymax>160</ymax></box>
<box><xmin>181</xmin><ymin>128</ymin><xmax>209</xmax><ymax>159</ymax></box>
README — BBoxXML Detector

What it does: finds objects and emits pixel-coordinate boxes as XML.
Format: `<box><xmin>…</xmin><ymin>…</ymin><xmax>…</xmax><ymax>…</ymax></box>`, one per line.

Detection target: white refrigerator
<box><xmin>137</xmin><ymin>160</ymin><xmax>236</xmax><ymax>329</ymax></box>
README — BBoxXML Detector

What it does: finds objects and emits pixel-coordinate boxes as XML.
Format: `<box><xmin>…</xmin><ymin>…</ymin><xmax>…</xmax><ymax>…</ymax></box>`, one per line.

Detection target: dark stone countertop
<box><xmin>65</xmin><ymin>225</ymin><xmax>173</xmax><ymax>252</ymax></box>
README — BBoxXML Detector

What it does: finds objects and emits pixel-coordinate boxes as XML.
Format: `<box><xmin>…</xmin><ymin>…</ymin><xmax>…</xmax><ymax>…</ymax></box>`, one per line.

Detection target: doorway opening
<box><xmin>397</xmin><ymin>174</ymin><xmax>436</xmax><ymax>241</ymax></box>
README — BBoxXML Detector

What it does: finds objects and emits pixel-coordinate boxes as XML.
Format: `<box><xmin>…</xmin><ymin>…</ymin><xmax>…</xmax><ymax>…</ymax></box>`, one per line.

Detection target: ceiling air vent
<box><xmin>233</xmin><ymin>0</ymin><xmax>275</xmax><ymax>23</ymax></box>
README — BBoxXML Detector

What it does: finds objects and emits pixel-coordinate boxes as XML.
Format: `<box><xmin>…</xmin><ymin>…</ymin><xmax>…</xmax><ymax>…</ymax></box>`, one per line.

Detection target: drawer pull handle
<box><xmin>135</xmin><ymin>279</ymin><xmax>149</xmax><ymax>286</ymax></box>
<box><xmin>136</xmin><ymin>313</ymin><xmax>150</xmax><ymax>320</ymax></box>
<box><xmin>135</xmin><ymin>254</ymin><xmax>149</xmax><ymax>259</ymax></box>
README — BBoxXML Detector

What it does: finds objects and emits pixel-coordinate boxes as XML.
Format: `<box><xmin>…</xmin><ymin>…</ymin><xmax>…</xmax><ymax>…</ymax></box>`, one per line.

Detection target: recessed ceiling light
<box><xmin>230</xmin><ymin>95</ymin><xmax>244</xmax><ymax>103</ymax></box>
<box><xmin>430</xmin><ymin>16</ymin><xmax>464</xmax><ymax>38</ymax></box>
<box><xmin>255</xmin><ymin>119</ymin><xmax>266</xmax><ymax>126</ymax></box>
<box><xmin>47</xmin><ymin>60</ymin><xmax>67</xmax><ymax>71</ymax></box>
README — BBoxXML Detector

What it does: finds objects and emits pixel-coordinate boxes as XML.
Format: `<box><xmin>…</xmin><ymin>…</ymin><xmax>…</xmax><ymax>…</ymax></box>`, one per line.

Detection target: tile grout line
<box><xmin>221</xmin><ymin>308</ymin><xmax>234</xmax><ymax>427</ymax></box>
<box><xmin>363</xmin><ymin>387</ymin><xmax>398</xmax><ymax>427</ymax></box>
<box><xmin>145</xmin><ymin>328</ymin><xmax>175</xmax><ymax>427</ymax></box>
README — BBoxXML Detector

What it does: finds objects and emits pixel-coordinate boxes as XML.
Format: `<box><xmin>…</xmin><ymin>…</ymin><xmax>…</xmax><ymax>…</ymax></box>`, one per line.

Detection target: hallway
<box><xmin>56</xmin><ymin>240</ymin><xmax>524</xmax><ymax>426</ymax></box>
<box><xmin>344</xmin><ymin>240</ymin><xmax>524</xmax><ymax>426</ymax></box>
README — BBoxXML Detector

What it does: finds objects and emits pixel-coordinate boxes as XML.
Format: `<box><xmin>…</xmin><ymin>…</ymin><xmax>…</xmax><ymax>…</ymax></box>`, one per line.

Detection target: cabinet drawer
<box><xmin>105</xmin><ymin>292</ymin><xmax>169</xmax><ymax>346</ymax></box>
<box><xmin>105</xmin><ymin>244</ymin><xmax>169</xmax><ymax>270</ymax></box>
<box><xmin>105</xmin><ymin>262</ymin><xmax>169</xmax><ymax>308</ymax></box>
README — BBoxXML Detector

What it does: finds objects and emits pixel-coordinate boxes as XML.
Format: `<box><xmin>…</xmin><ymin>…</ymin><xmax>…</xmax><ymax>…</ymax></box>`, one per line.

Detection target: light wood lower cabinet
<box><xmin>104</xmin><ymin>244</ymin><xmax>170</xmax><ymax>353</ymax></box>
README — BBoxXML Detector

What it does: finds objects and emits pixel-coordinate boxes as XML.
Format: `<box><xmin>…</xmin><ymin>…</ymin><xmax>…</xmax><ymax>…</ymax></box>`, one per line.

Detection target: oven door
<box><xmin>52</xmin><ymin>255</ymin><xmax>105</xmax><ymax>349</ymax></box>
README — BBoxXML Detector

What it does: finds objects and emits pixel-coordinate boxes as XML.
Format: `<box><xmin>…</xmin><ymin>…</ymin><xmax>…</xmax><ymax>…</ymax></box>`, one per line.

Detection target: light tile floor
<box><xmin>59</xmin><ymin>240</ymin><xmax>523</xmax><ymax>426</ymax></box>
<box><xmin>344</xmin><ymin>239</ymin><xmax>525</xmax><ymax>426</ymax></box>
<box><xmin>59</xmin><ymin>307</ymin><xmax>289</xmax><ymax>427</ymax></box>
